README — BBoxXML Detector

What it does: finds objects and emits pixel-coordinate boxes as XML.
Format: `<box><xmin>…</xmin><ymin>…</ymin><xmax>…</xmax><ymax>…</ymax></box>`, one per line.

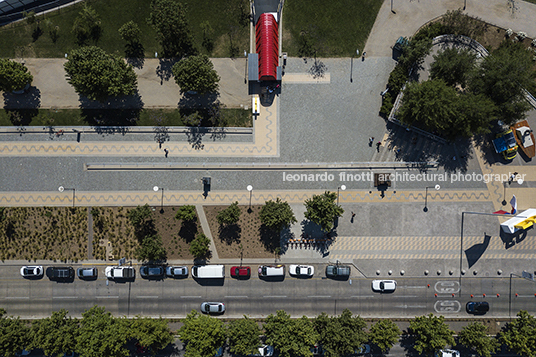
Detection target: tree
<box><xmin>430</xmin><ymin>47</ymin><xmax>477</xmax><ymax>88</ymax></box>
<box><xmin>0</xmin><ymin>308</ymin><xmax>30</xmax><ymax>357</ymax></box>
<box><xmin>368</xmin><ymin>319</ymin><xmax>401</xmax><ymax>353</ymax></box>
<box><xmin>304</xmin><ymin>192</ymin><xmax>343</xmax><ymax>232</ymax></box>
<box><xmin>172</xmin><ymin>55</ymin><xmax>220</xmax><ymax>95</ymax></box>
<box><xmin>64</xmin><ymin>46</ymin><xmax>138</xmax><ymax>102</ymax></box>
<box><xmin>127</xmin><ymin>204</ymin><xmax>153</xmax><ymax>230</ymax></box>
<box><xmin>498</xmin><ymin>310</ymin><xmax>536</xmax><ymax>357</ymax></box>
<box><xmin>72</xmin><ymin>4</ymin><xmax>102</xmax><ymax>45</ymax></box>
<box><xmin>148</xmin><ymin>0</ymin><xmax>195</xmax><ymax>58</ymax></box>
<box><xmin>179</xmin><ymin>310</ymin><xmax>226</xmax><ymax>357</ymax></box>
<box><xmin>136</xmin><ymin>234</ymin><xmax>167</xmax><ymax>262</ymax></box>
<box><xmin>31</xmin><ymin>309</ymin><xmax>79</xmax><ymax>356</ymax></box>
<box><xmin>76</xmin><ymin>306</ymin><xmax>130</xmax><ymax>357</ymax></box>
<box><xmin>175</xmin><ymin>205</ymin><xmax>197</xmax><ymax>222</ymax></box>
<box><xmin>228</xmin><ymin>316</ymin><xmax>262</xmax><ymax>356</ymax></box>
<box><xmin>129</xmin><ymin>316</ymin><xmax>173</xmax><ymax>356</ymax></box>
<box><xmin>217</xmin><ymin>201</ymin><xmax>241</xmax><ymax>225</ymax></box>
<box><xmin>398</xmin><ymin>79</ymin><xmax>495</xmax><ymax>139</ymax></box>
<box><xmin>0</xmin><ymin>59</ymin><xmax>33</xmax><ymax>92</ymax></box>
<box><xmin>119</xmin><ymin>21</ymin><xmax>141</xmax><ymax>43</ymax></box>
<box><xmin>264</xmin><ymin>310</ymin><xmax>319</xmax><ymax>357</ymax></box>
<box><xmin>458</xmin><ymin>321</ymin><xmax>498</xmax><ymax>357</ymax></box>
<box><xmin>469</xmin><ymin>41</ymin><xmax>535</xmax><ymax>125</ymax></box>
<box><xmin>314</xmin><ymin>309</ymin><xmax>367</xmax><ymax>357</ymax></box>
<box><xmin>189</xmin><ymin>233</ymin><xmax>210</xmax><ymax>258</ymax></box>
<box><xmin>408</xmin><ymin>314</ymin><xmax>455</xmax><ymax>356</ymax></box>
<box><xmin>260</xmin><ymin>198</ymin><xmax>297</xmax><ymax>231</ymax></box>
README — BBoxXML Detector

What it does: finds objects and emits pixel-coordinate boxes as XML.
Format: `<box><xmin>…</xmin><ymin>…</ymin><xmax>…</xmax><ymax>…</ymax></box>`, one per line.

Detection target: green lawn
<box><xmin>0</xmin><ymin>108</ymin><xmax>252</xmax><ymax>127</ymax></box>
<box><xmin>283</xmin><ymin>0</ymin><xmax>383</xmax><ymax>57</ymax></box>
<box><xmin>0</xmin><ymin>0</ymin><xmax>249</xmax><ymax>58</ymax></box>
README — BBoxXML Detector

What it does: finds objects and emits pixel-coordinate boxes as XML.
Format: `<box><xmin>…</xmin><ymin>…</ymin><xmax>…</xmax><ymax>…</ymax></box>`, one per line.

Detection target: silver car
<box><xmin>200</xmin><ymin>302</ymin><xmax>225</xmax><ymax>314</ymax></box>
<box><xmin>166</xmin><ymin>266</ymin><xmax>188</xmax><ymax>278</ymax></box>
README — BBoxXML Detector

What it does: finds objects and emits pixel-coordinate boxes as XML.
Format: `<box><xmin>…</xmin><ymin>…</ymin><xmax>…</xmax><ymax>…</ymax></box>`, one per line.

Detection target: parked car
<box><xmin>20</xmin><ymin>266</ymin><xmax>43</xmax><ymax>278</ymax></box>
<box><xmin>200</xmin><ymin>302</ymin><xmax>225</xmax><ymax>314</ymax></box>
<box><xmin>258</xmin><ymin>265</ymin><xmax>285</xmax><ymax>277</ymax></box>
<box><xmin>48</xmin><ymin>266</ymin><xmax>75</xmax><ymax>280</ymax></box>
<box><xmin>466</xmin><ymin>301</ymin><xmax>489</xmax><ymax>314</ymax></box>
<box><xmin>289</xmin><ymin>264</ymin><xmax>314</xmax><ymax>277</ymax></box>
<box><xmin>140</xmin><ymin>266</ymin><xmax>164</xmax><ymax>279</ymax></box>
<box><xmin>230</xmin><ymin>266</ymin><xmax>251</xmax><ymax>279</ymax></box>
<box><xmin>105</xmin><ymin>266</ymin><xmax>135</xmax><ymax>280</ymax></box>
<box><xmin>77</xmin><ymin>267</ymin><xmax>98</xmax><ymax>279</ymax></box>
<box><xmin>325</xmin><ymin>265</ymin><xmax>350</xmax><ymax>279</ymax></box>
<box><xmin>356</xmin><ymin>344</ymin><xmax>371</xmax><ymax>355</ymax></box>
<box><xmin>250</xmin><ymin>345</ymin><xmax>274</xmax><ymax>357</ymax></box>
<box><xmin>166</xmin><ymin>266</ymin><xmax>188</xmax><ymax>278</ymax></box>
<box><xmin>371</xmin><ymin>280</ymin><xmax>397</xmax><ymax>293</ymax></box>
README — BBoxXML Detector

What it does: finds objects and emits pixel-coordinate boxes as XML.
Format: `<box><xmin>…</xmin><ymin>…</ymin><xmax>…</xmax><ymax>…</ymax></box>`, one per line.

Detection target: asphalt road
<box><xmin>4</xmin><ymin>263</ymin><xmax>536</xmax><ymax>320</ymax></box>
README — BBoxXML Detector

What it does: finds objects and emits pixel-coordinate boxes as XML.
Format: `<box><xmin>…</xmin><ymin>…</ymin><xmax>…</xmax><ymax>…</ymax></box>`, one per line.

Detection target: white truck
<box><xmin>105</xmin><ymin>266</ymin><xmax>135</xmax><ymax>279</ymax></box>
<box><xmin>192</xmin><ymin>265</ymin><xmax>225</xmax><ymax>279</ymax></box>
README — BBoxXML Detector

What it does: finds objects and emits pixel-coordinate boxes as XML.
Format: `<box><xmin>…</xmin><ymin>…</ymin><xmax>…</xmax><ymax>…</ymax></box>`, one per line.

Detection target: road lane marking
<box><xmin>307</xmin><ymin>296</ymin><xmax>331</xmax><ymax>298</ymax></box>
<box><xmin>395</xmin><ymin>304</ymin><xmax>427</xmax><ymax>308</ymax></box>
<box><xmin>96</xmin><ymin>296</ymin><xmax>119</xmax><ymax>299</ymax></box>
<box><xmin>4</xmin><ymin>296</ymin><xmax>30</xmax><ymax>299</ymax></box>
<box><xmin>136</xmin><ymin>296</ymin><xmax>159</xmax><ymax>299</ymax></box>
<box><xmin>225</xmin><ymin>296</ymin><xmax>248</xmax><ymax>298</ymax></box>
<box><xmin>404</xmin><ymin>286</ymin><xmax>427</xmax><ymax>289</ymax></box>
<box><xmin>263</xmin><ymin>295</ymin><xmax>287</xmax><ymax>298</ymax></box>
<box><xmin>52</xmin><ymin>296</ymin><xmax>77</xmax><ymax>299</ymax></box>
<box><xmin>181</xmin><ymin>296</ymin><xmax>202</xmax><ymax>298</ymax></box>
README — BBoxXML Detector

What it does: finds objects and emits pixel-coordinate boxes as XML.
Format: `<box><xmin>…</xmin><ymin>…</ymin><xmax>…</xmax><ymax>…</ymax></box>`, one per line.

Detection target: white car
<box><xmin>371</xmin><ymin>280</ymin><xmax>397</xmax><ymax>292</ymax></box>
<box><xmin>105</xmin><ymin>266</ymin><xmax>135</xmax><ymax>280</ymax></box>
<box><xmin>20</xmin><ymin>266</ymin><xmax>43</xmax><ymax>278</ymax></box>
<box><xmin>200</xmin><ymin>302</ymin><xmax>225</xmax><ymax>314</ymax></box>
<box><xmin>289</xmin><ymin>264</ymin><xmax>314</xmax><ymax>277</ymax></box>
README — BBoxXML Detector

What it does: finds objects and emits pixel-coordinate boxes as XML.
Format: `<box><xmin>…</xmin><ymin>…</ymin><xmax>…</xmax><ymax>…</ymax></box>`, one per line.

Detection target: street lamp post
<box><xmin>153</xmin><ymin>186</ymin><xmax>165</xmax><ymax>213</ymax></box>
<box><xmin>58</xmin><ymin>186</ymin><xmax>75</xmax><ymax>207</ymax></box>
<box><xmin>247</xmin><ymin>185</ymin><xmax>253</xmax><ymax>212</ymax></box>
<box><xmin>337</xmin><ymin>185</ymin><xmax>346</xmax><ymax>206</ymax></box>
<box><xmin>423</xmin><ymin>184</ymin><xmax>440</xmax><ymax>212</ymax></box>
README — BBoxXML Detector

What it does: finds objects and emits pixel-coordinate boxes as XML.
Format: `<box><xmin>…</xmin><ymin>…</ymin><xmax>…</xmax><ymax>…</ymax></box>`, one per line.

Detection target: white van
<box><xmin>192</xmin><ymin>265</ymin><xmax>225</xmax><ymax>279</ymax></box>
<box><xmin>258</xmin><ymin>265</ymin><xmax>285</xmax><ymax>277</ymax></box>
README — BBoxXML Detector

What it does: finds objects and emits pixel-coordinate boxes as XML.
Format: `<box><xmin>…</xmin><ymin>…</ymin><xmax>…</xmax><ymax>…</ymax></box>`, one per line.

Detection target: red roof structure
<box><xmin>256</xmin><ymin>13</ymin><xmax>279</xmax><ymax>81</ymax></box>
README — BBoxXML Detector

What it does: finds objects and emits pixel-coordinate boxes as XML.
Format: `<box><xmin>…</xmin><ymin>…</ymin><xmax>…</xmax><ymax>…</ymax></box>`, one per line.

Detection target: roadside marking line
<box><xmin>180</xmin><ymin>296</ymin><xmax>202</xmax><ymax>299</ymax></box>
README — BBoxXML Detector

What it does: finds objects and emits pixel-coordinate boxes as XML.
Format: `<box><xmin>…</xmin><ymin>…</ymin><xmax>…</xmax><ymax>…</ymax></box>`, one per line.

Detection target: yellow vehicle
<box><xmin>492</xmin><ymin>129</ymin><xmax>518</xmax><ymax>160</ymax></box>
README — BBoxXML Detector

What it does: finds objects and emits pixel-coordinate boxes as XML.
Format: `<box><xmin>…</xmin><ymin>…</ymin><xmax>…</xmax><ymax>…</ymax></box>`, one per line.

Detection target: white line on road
<box><xmin>307</xmin><ymin>296</ymin><xmax>332</xmax><ymax>298</ymax></box>
<box><xmin>225</xmin><ymin>296</ymin><xmax>248</xmax><ymax>298</ymax></box>
<box><xmin>52</xmin><ymin>296</ymin><xmax>77</xmax><ymax>299</ymax></box>
<box><xmin>404</xmin><ymin>286</ymin><xmax>427</xmax><ymax>289</ymax></box>
<box><xmin>351</xmin><ymin>295</ymin><xmax>376</xmax><ymax>298</ymax></box>
<box><xmin>395</xmin><ymin>304</ymin><xmax>427</xmax><ymax>308</ymax></box>
<box><xmin>96</xmin><ymin>296</ymin><xmax>119</xmax><ymax>299</ymax></box>
<box><xmin>136</xmin><ymin>296</ymin><xmax>159</xmax><ymax>299</ymax></box>
<box><xmin>181</xmin><ymin>296</ymin><xmax>202</xmax><ymax>299</ymax></box>
<box><xmin>263</xmin><ymin>296</ymin><xmax>287</xmax><ymax>298</ymax></box>
<box><xmin>4</xmin><ymin>296</ymin><xmax>30</xmax><ymax>299</ymax></box>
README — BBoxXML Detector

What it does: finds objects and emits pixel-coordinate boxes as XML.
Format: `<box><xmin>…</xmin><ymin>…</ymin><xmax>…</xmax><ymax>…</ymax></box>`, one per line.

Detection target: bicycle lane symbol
<box><xmin>434</xmin><ymin>281</ymin><xmax>461</xmax><ymax>313</ymax></box>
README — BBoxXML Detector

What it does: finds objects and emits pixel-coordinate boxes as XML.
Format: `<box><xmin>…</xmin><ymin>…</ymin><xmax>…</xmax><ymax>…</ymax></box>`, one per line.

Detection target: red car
<box><xmin>230</xmin><ymin>266</ymin><xmax>251</xmax><ymax>279</ymax></box>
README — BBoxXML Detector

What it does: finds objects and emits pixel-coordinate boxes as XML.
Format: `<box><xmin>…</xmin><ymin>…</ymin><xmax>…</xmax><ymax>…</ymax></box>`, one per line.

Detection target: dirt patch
<box><xmin>204</xmin><ymin>205</ymin><xmax>277</xmax><ymax>259</ymax></box>
<box><xmin>0</xmin><ymin>207</ymin><xmax>88</xmax><ymax>262</ymax></box>
<box><xmin>152</xmin><ymin>207</ymin><xmax>197</xmax><ymax>261</ymax></box>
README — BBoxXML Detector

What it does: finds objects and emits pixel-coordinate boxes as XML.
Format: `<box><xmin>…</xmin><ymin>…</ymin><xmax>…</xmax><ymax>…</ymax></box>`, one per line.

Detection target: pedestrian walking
<box><xmin>376</xmin><ymin>141</ymin><xmax>382</xmax><ymax>151</ymax></box>
<box><xmin>508</xmin><ymin>172</ymin><xmax>518</xmax><ymax>185</ymax></box>
<box><xmin>369</xmin><ymin>137</ymin><xmax>374</xmax><ymax>146</ymax></box>
<box><xmin>351</xmin><ymin>212</ymin><xmax>356</xmax><ymax>218</ymax></box>
<box><xmin>362</xmin><ymin>51</ymin><xmax>366</xmax><ymax>61</ymax></box>
<box><xmin>164</xmin><ymin>148</ymin><xmax>169</xmax><ymax>158</ymax></box>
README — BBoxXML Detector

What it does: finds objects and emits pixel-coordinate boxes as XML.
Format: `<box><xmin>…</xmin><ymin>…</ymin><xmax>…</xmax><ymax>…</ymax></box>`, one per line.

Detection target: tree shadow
<box><xmin>186</xmin><ymin>126</ymin><xmax>205</xmax><ymax>150</ymax></box>
<box><xmin>465</xmin><ymin>233</ymin><xmax>491</xmax><ymax>268</ymax></box>
<box><xmin>3</xmin><ymin>85</ymin><xmax>41</xmax><ymax>109</ymax></box>
<box><xmin>307</xmin><ymin>57</ymin><xmax>327</xmax><ymax>79</ymax></box>
<box><xmin>156</xmin><ymin>58</ymin><xmax>178</xmax><ymax>84</ymax></box>
<box><xmin>154</xmin><ymin>125</ymin><xmax>169</xmax><ymax>147</ymax></box>
<box><xmin>218</xmin><ymin>224</ymin><xmax>241</xmax><ymax>245</ymax></box>
<box><xmin>209</xmin><ymin>126</ymin><xmax>227</xmax><ymax>141</ymax></box>
<box><xmin>399</xmin><ymin>333</ymin><xmax>418</xmax><ymax>357</ymax></box>
<box><xmin>259</xmin><ymin>224</ymin><xmax>281</xmax><ymax>253</ymax></box>
<box><xmin>125</xmin><ymin>42</ymin><xmax>145</xmax><ymax>69</ymax></box>
<box><xmin>179</xmin><ymin>221</ymin><xmax>198</xmax><ymax>244</ymax></box>
<box><xmin>78</xmin><ymin>91</ymin><xmax>144</xmax><ymax>129</ymax></box>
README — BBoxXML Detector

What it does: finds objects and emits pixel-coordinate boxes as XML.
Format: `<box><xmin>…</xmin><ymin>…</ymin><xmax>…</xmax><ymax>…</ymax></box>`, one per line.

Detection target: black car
<box><xmin>325</xmin><ymin>265</ymin><xmax>351</xmax><ymax>279</ymax></box>
<box><xmin>140</xmin><ymin>266</ymin><xmax>165</xmax><ymax>279</ymax></box>
<box><xmin>48</xmin><ymin>267</ymin><xmax>75</xmax><ymax>281</ymax></box>
<box><xmin>466</xmin><ymin>301</ymin><xmax>489</xmax><ymax>314</ymax></box>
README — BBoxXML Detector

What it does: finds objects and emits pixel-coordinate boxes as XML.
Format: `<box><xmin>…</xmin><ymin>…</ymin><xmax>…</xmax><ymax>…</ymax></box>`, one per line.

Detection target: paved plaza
<box><xmin>1</xmin><ymin>0</ymin><xmax>536</xmax><ymax>279</ymax></box>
